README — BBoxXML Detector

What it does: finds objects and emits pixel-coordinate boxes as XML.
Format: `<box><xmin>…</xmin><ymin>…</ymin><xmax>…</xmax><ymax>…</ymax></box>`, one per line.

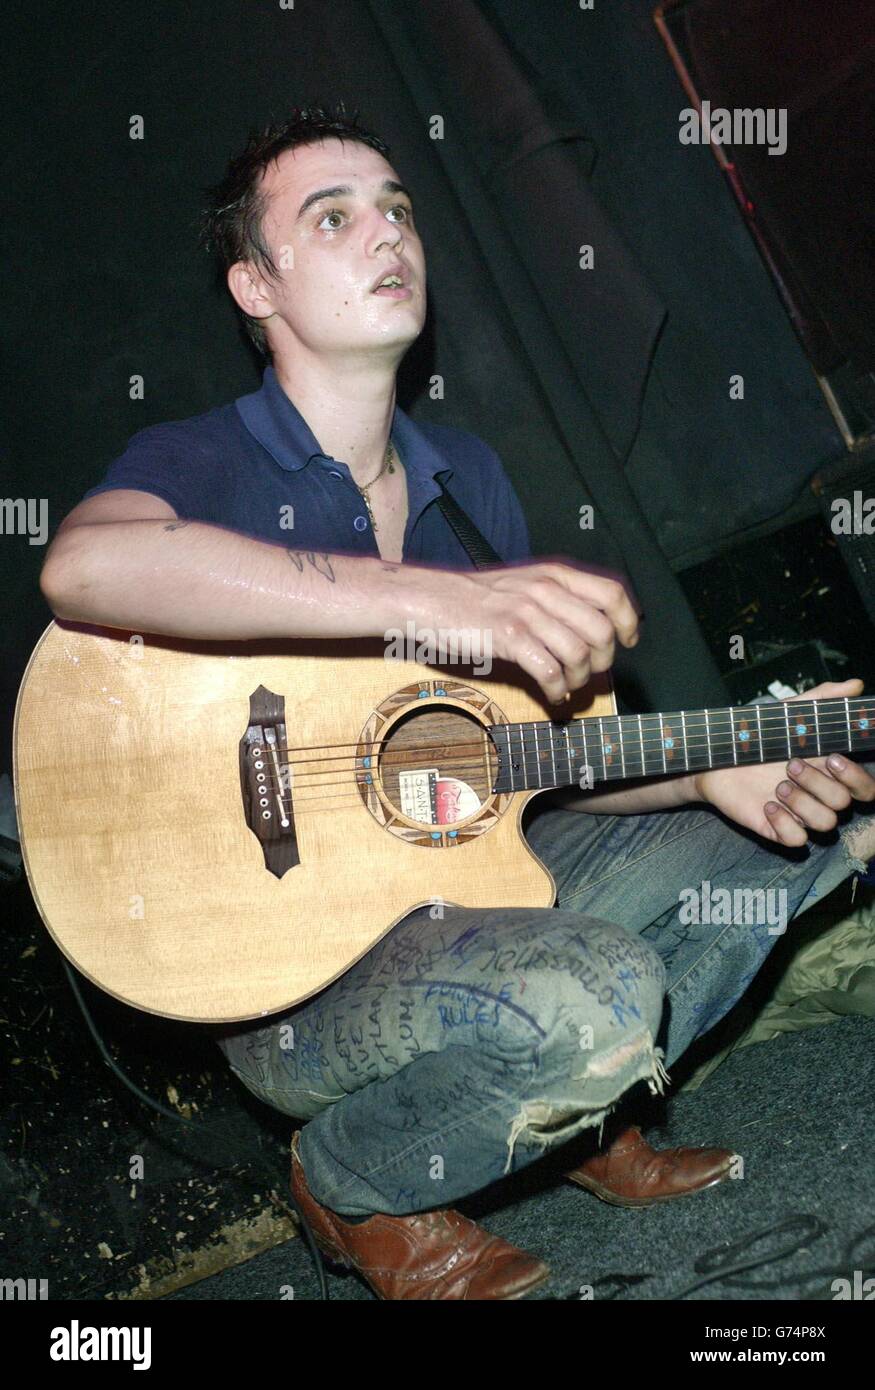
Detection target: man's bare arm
<box><xmin>40</xmin><ymin>491</ymin><xmax>643</xmax><ymax>702</ymax></box>
<box><xmin>40</xmin><ymin>516</ymin><xmax>436</xmax><ymax>641</ymax></box>
<box><xmin>547</xmin><ymin>772</ymin><xmax>702</xmax><ymax>815</ymax></box>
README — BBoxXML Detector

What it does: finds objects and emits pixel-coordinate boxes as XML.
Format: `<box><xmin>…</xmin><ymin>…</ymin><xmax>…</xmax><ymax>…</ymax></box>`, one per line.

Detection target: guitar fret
<box><xmin>580</xmin><ymin>718</ymin><xmax>592</xmax><ymax>786</ymax></box>
<box><xmin>636</xmin><ymin>717</ymin><xmax>644</xmax><ymax>774</ymax></box>
<box><xmin>704</xmin><ymin>708</ymin><xmax>711</xmax><ymax>770</ymax></box>
<box><xmin>765</xmin><ymin>706</ymin><xmax>780</xmax><ymax>758</ymax></box>
<box><xmin>783</xmin><ymin>701</ymin><xmax>791</xmax><ymax>759</ymax></box>
<box><xmin>594</xmin><ymin>718</ymin><xmax>606</xmax><ymax>782</ymax></box>
<box><xmin>636</xmin><ymin>713</ymin><xmax>645</xmax><ymax>777</ymax></box>
<box><xmin>798</xmin><ymin>700</ymin><xmax>815</xmax><ymax>756</ymax></box>
<box><xmin>755</xmin><ymin>703</ymin><xmax>763</xmax><ymax>762</ymax></box>
<box><xmin>594</xmin><ymin>717</ymin><xmax>605</xmax><ymax>779</ymax></box>
<box><xmin>513</xmin><ymin>724</ymin><xmax>523</xmax><ymax>792</ymax></box>
<box><xmin>729</xmin><ymin>707</ymin><xmax>738</xmax><ymax>765</ymax></box>
<box><xmin>598</xmin><ymin>717</ymin><xmax>612</xmax><ymax>783</ymax></box>
<box><xmin>532</xmin><ymin>722</ymin><xmax>543</xmax><ymax>788</ymax></box>
<box><xmin>680</xmin><ymin>709</ymin><xmax>688</xmax><ymax>771</ymax></box>
<box><xmin>548</xmin><ymin>722</ymin><xmax>557</xmax><ymax>786</ymax></box>
<box><xmin>845</xmin><ymin>696</ymin><xmax>851</xmax><ymax>753</ymax></box>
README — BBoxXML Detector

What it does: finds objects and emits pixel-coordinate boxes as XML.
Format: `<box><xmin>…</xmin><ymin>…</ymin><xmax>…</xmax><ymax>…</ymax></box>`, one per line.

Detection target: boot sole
<box><xmin>567</xmin><ymin>1169</ymin><xmax>730</xmax><ymax>1207</ymax></box>
<box><xmin>310</xmin><ymin>1227</ymin><xmax>550</xmax><ymax>1300</ymax></box>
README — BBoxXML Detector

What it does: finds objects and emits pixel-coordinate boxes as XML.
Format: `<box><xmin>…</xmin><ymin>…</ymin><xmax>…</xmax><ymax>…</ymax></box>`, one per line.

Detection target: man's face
<box><xmin>244</xmin><ymin>137</ymin><xmax>427</xmax><ymax>360</ymax></box>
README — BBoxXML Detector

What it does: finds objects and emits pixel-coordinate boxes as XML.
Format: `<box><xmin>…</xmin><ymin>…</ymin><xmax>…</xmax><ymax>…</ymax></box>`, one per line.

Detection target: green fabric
<box><xmin>680</xmin><ymin>887</ymin><xmax>875</xmax><ymax>1092</ymax></box>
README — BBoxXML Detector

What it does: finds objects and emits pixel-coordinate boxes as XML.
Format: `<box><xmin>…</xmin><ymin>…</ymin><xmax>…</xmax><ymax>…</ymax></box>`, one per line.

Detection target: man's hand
<box><xmin>692</xmin><ymin>680</ymin><xmax>875</xmax><ymax>845</ymax></box>
<box><xmin>428</xmin><ymin>559</ymin><xmax>642</xmax><ymax>705</ymax></box>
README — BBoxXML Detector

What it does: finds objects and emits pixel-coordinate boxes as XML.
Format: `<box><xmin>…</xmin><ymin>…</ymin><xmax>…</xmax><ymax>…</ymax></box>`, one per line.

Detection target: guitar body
<box><xmin>14</xmin><ymin>621</ymin><xmax>615</xmax><ymax>1022</ymax></box>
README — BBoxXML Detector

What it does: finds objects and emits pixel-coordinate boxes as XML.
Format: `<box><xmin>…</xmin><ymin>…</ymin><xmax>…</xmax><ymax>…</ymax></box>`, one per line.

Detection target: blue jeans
<box><xmin>215</xmin><ymin>774</ymin><xmax>875</xmax><ymax>1217</ymax></box>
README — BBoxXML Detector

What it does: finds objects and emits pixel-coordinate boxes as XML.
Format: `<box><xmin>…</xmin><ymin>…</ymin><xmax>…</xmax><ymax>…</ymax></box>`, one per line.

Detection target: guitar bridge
<box><xmin>238</xmin><ymin>684</ymin><xmax>300</xmax><ymax>878</ymax></box>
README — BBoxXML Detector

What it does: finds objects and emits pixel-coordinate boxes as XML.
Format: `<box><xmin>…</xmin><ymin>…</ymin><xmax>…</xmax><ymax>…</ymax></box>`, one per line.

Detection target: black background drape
<box><xmin>2</xmin><ymin>0</ymin><xmax>848</xmax><ymax>750</ymax></box>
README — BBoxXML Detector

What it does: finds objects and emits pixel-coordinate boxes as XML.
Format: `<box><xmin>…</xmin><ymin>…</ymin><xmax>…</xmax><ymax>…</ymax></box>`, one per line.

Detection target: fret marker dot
<box><xmin>664</xmin><ymin>738</ymin><xmax>674</xmax><ymax>749</ymax></box>
<box><xmin>860</xmin><ymin>718</ymin><xmax>870</xmax><ymax>729</ymax></box>
<box><xmin>795</xmin><ymin>723</ymin><xmax>807</xmax><ymax>736</ymax></box>
<box><xmin>604</xmin><ymin>743</ymin><xmax>612</xmax><ymax>754</ymax></box>
<box><xmin>739</xmin><ymin>730</ymin><xmax>750</xmax><ymax>741</ymax></box>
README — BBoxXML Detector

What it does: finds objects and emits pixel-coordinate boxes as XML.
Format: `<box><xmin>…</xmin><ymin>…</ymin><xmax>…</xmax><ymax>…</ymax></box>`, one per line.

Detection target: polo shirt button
<box><xmin>353</xmin><ymin>515</ymin><xmax>368</xmax><ymax>532</ymax></box>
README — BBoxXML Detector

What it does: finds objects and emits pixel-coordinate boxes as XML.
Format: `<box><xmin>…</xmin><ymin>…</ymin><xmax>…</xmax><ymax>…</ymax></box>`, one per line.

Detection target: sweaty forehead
<box><xmin>260</xmin><ymin>139</ymin><xmax>400</xmax><ymax>209</ymax></box>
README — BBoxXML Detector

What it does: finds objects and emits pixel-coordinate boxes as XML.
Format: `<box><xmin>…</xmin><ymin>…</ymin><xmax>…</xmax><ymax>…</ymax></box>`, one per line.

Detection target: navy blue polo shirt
<box><xmin>81</xmin><ymin>366</ymin><xmax>531</xmax><ymax>566</ymax></box>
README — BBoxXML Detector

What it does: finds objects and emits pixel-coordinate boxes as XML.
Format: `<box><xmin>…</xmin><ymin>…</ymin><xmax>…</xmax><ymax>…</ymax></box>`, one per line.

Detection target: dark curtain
<box><xmin>6</xmin><ymin>0</ymin><xmax>849</xmax><ymax>743</ymax></box>
<box><xmin>366</xmin><ymin>0</ymin><xmax>727</xmax><ymax>712</ymax></box>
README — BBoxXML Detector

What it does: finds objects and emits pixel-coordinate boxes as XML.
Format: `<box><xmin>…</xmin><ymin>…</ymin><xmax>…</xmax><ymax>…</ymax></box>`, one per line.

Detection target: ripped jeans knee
<box><xmin>496</xmin><ymin>921</ymin><xmax>668</xmax><ymax>1175</ymax></box>
<box><xmin>503</xmin><ymin>1025</ymin><xmax>670</xmax><ymax>1175</ymax></box>
<box><xmin>839</xmin><ymin>814</ymin><xmax>875</xmax><ymax>875</ymax></box>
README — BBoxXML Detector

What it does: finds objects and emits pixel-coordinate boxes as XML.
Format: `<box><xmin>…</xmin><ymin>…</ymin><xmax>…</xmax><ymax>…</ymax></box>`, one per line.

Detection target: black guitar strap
<box><xmin>435</xmin><ymin>477</ymin><xmax>502</xmax><ymax>569</ymax></box>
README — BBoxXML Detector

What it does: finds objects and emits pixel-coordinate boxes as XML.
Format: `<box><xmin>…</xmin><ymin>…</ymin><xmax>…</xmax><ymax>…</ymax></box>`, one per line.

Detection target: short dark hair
<box><xmin>199</xmin><ymin>104</ymin><xmax>391</xmax><ymax>357</ymax></box>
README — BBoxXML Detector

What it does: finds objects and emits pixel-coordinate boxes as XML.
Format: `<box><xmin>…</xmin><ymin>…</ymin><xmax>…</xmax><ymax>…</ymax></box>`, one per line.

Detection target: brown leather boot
<box><xmin>565</xmin><ymin>1125</ymin><xmax>736</xmax><ymax>1207</ymax></box>
<box><xmin>290</xmin><ymin>1131</ymin><xmax>550</xmax><ymax>1300</ymax></box>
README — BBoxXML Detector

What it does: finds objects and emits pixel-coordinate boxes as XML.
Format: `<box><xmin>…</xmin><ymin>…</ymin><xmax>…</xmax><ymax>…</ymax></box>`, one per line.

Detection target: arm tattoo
<box><xmin>287</xmin><ymin>550</ymin><xmax>336</xmax><ymax>583</ymax></box>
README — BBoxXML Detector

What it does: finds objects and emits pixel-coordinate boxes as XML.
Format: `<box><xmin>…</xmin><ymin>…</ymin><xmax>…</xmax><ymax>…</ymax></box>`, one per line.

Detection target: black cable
<box><xmin>677</xmin><ymin>1214</ymin><xmax>875</xmax><ymax>1300</ymax></box>
<box><xmin>59</xmin><ymin>955</ymin><xmax>329</xmax><ymax>1301</ymax></box>
<box><xmin>553</xmin><ymin>1212</ymin><xmax>875</xmax><ymax>1301</ymax></box>
<box><xmin>671</xmin><ymin>1213</ymin><xmax>828</xmax><ymax>1299</ymax></box>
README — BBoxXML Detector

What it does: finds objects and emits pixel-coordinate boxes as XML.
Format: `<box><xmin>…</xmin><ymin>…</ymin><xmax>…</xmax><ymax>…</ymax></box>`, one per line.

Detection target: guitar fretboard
<box><xmin>488</xmin><ymin>695</ymin><xmax>874</xmax><ymax>794</ymax></box>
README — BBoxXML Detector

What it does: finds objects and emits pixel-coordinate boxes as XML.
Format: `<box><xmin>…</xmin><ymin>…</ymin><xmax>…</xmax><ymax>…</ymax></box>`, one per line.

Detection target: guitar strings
<box><xmin>259</xmin><ymin>717</ymin><xmax>871</xmax><ymax>783</ymax></box>
<box><xmin>261</xmin><ymin>702</ymin><xmax>871</xmax><ymax>764</ymax></box>
<box><xmin>228</xmin><ymin>701</ymin><xmax>872</xmax><ymax>817</ymax></box>
<box><xmin>254</xmin><ymin>735</ymin><xmax>872</xmax><ymax>819</ymax></box>
<box><xmin>250</xmin><ymin>739</ymin><xmax>868</xmax><ymax>806</ymax></box>
<box><xmin>269</xmin><ymin>750</ymin><xmax>863</xmax><ymax>804</ymax></box>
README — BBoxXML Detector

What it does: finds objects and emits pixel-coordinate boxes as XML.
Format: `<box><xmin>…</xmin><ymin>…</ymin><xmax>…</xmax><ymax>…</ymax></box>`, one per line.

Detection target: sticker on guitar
<box><xmin>399</xmin><ymin>767</ymin><xmax>482</xmax><ymax>825</ymax></box>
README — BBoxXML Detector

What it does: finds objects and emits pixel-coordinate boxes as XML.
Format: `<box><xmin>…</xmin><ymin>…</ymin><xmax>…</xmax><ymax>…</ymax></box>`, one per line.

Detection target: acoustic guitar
<box><xmin>13</xmin><ymin>620</ymin><xmax>873</xmax><ymax>1022</ymax></box>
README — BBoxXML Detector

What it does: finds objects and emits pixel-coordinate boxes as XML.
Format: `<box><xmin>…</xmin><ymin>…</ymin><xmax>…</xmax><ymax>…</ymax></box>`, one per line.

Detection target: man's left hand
<box><xmin>692</xmin><ymin>680</ymin><xmax>875</xmax><ymax>846</ymax></box>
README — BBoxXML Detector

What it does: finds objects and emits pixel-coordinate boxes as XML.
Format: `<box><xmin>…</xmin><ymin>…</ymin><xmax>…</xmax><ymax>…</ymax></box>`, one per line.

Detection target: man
<box><xmin>40</xmin><ymin>105</ymin><xmax>875</xmax><ymax>1300</ymax></box>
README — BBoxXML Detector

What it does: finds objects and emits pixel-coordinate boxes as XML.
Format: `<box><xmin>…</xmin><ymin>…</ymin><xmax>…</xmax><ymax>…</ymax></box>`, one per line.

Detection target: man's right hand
<box><xmin>400</xmin><ymin>559</ymin><xmax>642</xmax><ymax>705</ymax></box>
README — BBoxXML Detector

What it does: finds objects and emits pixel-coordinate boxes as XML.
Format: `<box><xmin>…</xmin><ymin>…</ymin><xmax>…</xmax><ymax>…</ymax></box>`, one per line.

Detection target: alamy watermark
<box><xmin>384</xmin><ymin>621</ymin><xmax>492</xmax><ymax>676</ymax></box>
<box><xmin>0</xmin><ymin>1276</ymin><xmax>48</xmax><ymax>1299</ymax></box>
<box><xmin>50</xmin><ymin>1321</ymin><xmax>151</xmax><ymax>1369</ymax></box>
<box><xmin>832</xmin><ymin>1271</ymin><xmax>875</xmax><ymax>1299</ymax></box>
<box><xmin>0</xmin><ymin>498</ymin><xmax>48</xmax><ymax>545</ymax></box>
<box><xmin>679</xmin><ymin>102</ymin><xmax>787</xmax><ymax>156</ymax></box>
<box><xmin>679</xmin><ymin>881</ymin><xmax>789</xmax><ymax>936</ymax></box>
<box><xmin>829</xmin><ymin>493</ymin><xmax>875</xmax><ymax>535</ymax></box>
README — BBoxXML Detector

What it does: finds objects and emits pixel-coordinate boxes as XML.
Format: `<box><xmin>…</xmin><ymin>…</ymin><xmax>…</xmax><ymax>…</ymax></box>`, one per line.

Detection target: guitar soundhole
<box><xmin>379</xmin><ymin>706</ymin><xmax>496</xmax><ymax>827</ymax></box>
<box><xmin>357</xmin><ymin>681</ymin><xmax>514</xmax><ymax>847</ymax></box>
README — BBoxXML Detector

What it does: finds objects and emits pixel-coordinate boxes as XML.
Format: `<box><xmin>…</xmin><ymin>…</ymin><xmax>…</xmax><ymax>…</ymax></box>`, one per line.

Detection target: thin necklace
<box><xmin>357</xmin><ymin>440</ymin><xmax>397</xmax><ymax>533</ymax></box>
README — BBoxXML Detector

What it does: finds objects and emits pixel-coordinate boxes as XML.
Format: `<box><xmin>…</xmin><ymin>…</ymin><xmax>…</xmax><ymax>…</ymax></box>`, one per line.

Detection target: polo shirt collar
<box><xmin>235</xmin><ymin>366</ymin><xmax>453</xmax><ymax>497</ymax></box>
